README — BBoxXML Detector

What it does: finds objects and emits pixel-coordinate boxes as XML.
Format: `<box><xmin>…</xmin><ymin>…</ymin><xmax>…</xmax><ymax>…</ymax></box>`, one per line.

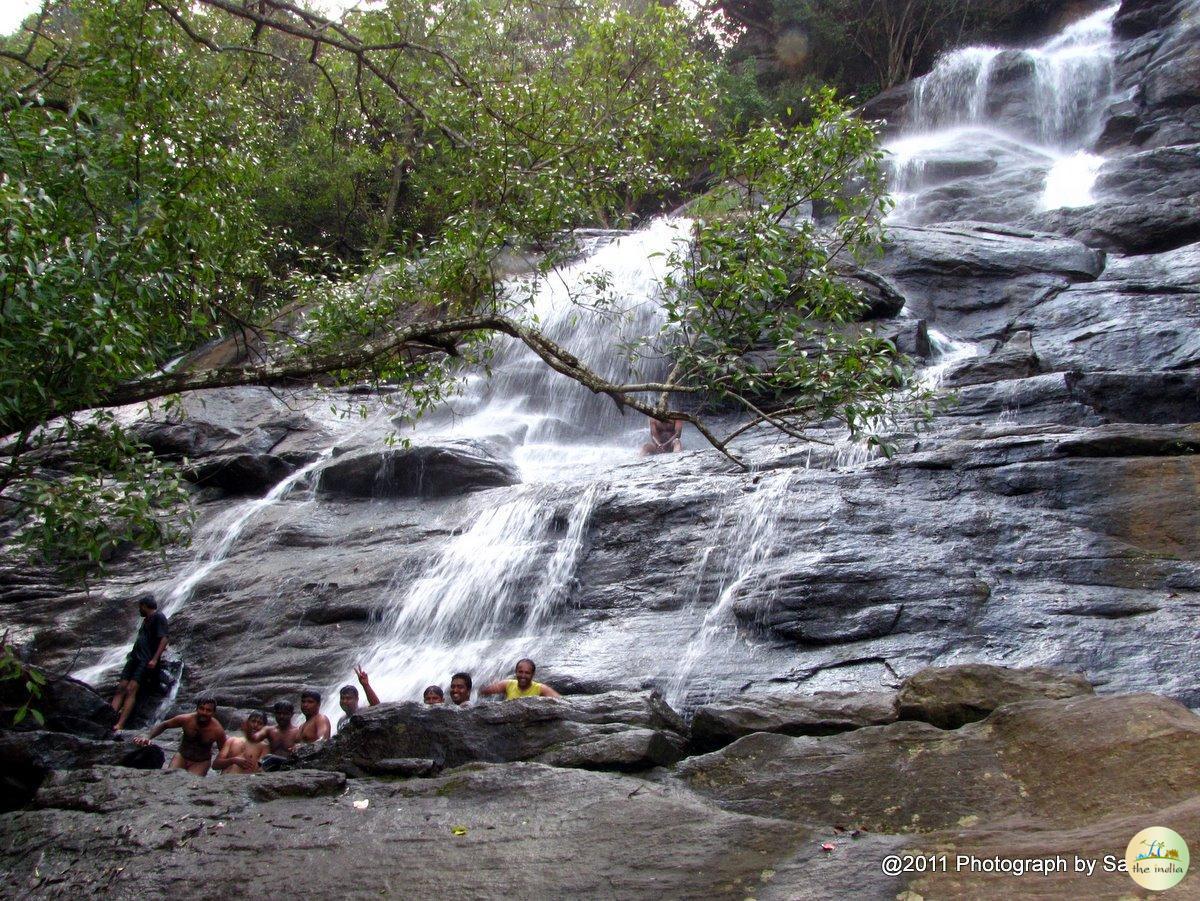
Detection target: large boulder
<box><xmin>827</xmin><ymin>259</ymin><xmax>906</xmax><ymax>320</ymax></box>
<box><xmin>1020</xmin><ymin>266</ymin><xmax>1200</xmax><ymax>373</ymax></box>
<box><xmin>896</xmin><ymin>663</ymin><xmax>1094</xmax><ymax>728</ymax></box>
<box><xmin>1114</xmin><ymin>0</ymin><xmax>1181</xmax><ymax>39</ymax></box>
<box><xmin>942</xmin><ymin>330</ymin><xmax>1039</xmax><ymax>388</ymax></box>
<box><xmin>1104</xmin><ymin>2</ymin><xmax>1200</xmax><ymax>149</ymax></box>
<box><xmin>0</xmin><ymin>731</ymin><xmax>164</xmax><ymax>810</ymax></box>
<box><xmin>691</xmin><ymin>691</ymin><xmax>899</xmax><ymax>752</ymax></box>
<box><xmin>316</xmin><ymin>440</ymin><xmax>520</xmax><ymax>499</ymax></box>
<box><xmin>293</xmin><ymin>691</ymin><xmax>688</xmax><ymax>774</ymax></box>
<box><xmin>0</xmin><ymin>668</ymin><xmax>116</xmax><ymax>739</ymax></box>
<box><xmin>678</xmin><ymin>693</ymin><xmax>1200</xmax><ymax>832</ymax></box>
<box><xmin>870</xmin><ymin>223</ymin><xmax>1104</xmax><ymax>339</ymax></box>
<box><xmin>128</xmin><ymin>387</ymin><xmax>326</xmax><ymax>462</ymax></box>
<box><xmin>1022</xmin><ymin>198</ymin><xmax>1200</xmax><ymax>254</ymax></box>
<box><xmin>1094</xmin><ymin>143</ymin><xmax>1200</xmax><ymax>204</ymax></box>
<box><xmin>185</xmin><ymin>452</ymin><xmax>301</xmax><ymax>495</ymax></box>
<box><xmin>1065</xmin><ymin>370</ymin><xmax>1200</xmax><ymax>424</ymax></box>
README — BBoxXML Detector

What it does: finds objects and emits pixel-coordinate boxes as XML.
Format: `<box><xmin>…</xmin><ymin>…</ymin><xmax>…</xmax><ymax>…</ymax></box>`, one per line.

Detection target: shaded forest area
<box><xmin>716</xmin><ymin>0</ymin><xmax>1107</xmax><ymax>123</ymax></box>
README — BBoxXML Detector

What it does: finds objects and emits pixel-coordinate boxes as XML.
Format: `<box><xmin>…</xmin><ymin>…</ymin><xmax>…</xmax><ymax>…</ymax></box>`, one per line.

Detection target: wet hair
<box><xmin>195</xmin><ymin>696</ymin><xmax>216</xmax><ymax>710</ymax></box>
<box><xmin>246</xmin><ymin>711</ymin><xmax>266</xmax><ymax>724</ymax></box>
<box><xmin>135</xmin><ymin>592</ymin><xmax>158</xmax><ymax>610</ymax></box>
<box><xmin>300</xmin><ymin>689</ymin><xmax>321</xmax><ymax>703</ymax></box>
<box><xmin>450</xmin><ymin>672</ymin><xmax>472</xmax><ymax>690</ymax></box>
<box><xmin>423</xmin><ymin>685</ymin><xmax>445</xmax><ymax>700</ymax></box>
<box><xmin>516</xmin><ymin>658</ymin><xmax>536</xmax><ymax>674</ymax></box>
<box><xmin>273</xmin><ymin>700</ymin><xmax>294</xmax><ymax>715</ymax></box>
<box><xmin>339</xmin><ymin>685</ymin><xmax>359</xmax><ymax>698</ymax></box>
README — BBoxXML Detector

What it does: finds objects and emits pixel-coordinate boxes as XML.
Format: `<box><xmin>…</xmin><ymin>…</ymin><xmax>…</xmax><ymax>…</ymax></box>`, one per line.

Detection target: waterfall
<box><xmin>327</xmin><ymin>484</ymin><xmax>599</xmax><ymax>719</ymax></box>
<box><xmin>73</xmin><ymin>448</ymin><xmax>336</xmax><ymax>686</ymax></box>
<box><xmin>424</xmin><ymin>217</ymin><xmax>691</xmax><ymax>471</ymax></box>
<box><xmin>321</xmin><ymin>221</ymin><xmax>695</xmax><ymax>721</ymax></box>
<box><xmin>887</xmin><ymin>4</ymin><xmax>1120</xmax><ymax>220</ymax></box>
<box><xmin>666</xmin><ymin>469</ymin><xmax>795</xmax><ymax>707</ymax></box>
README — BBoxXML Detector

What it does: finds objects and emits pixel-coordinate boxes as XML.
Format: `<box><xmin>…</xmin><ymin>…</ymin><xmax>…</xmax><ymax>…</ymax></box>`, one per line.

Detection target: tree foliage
<box><xmin>1</xmin><ymin>0</ymin><xmax>926</xmax><ymax>571</ymax></box>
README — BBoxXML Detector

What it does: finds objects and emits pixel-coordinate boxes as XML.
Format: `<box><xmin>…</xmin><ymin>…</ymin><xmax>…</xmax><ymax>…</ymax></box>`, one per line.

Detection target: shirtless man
<box><xmin>641</xmin><ymin>416</ymin><xmax>683</xmax><ymax>455</ymax></box>
<box><xmin>254</xmin><ymin>700</ymin><xmax>303</xmax><ymax>756</ymax></box>
<box><xmin>134</xmin><ymin>697</ymin><xmax>226</xmax><ymax>775</ymax></box>
<box><xmin>449</xmin><ymin>672</ymin><xmax>473</xmax><ymax>706</ymax></box>
<box><xmin>297</xmin><ymin>689</ymin><xmax>331</xmax><ymax>745</ymax></box>
<box><xmin>213</xmin><ymin>712</ymin><xmax>268</xmax><ymax>775</ymax></box>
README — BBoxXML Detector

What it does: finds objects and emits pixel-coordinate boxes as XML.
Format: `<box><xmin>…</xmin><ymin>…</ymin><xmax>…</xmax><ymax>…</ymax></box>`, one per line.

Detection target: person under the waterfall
<box><xmin>423</xmin><ymin>685</ymin><xmax>445</xmax><ymax>704</ymax></box>
<box><xmin>480</xmin><ymin>659</ymin><xmax>561</xmax><ymax>700</ymax></box>
<box><xmin>110</xmin><ymin>593</ymin><xmax>169</xmax><ymax>731</ymax></box>
<box><xmin>296</xmin><ymin>689</ymin><xmax>332</xmax><ymax>744</ymax></box>
<box><xmin>449</xmin><ymin>672</ymin><xmax>473</xmax><ymax>706</ymax></box>
<box><xmin>336</xmin><ymin>665</ymin><xmax>382</xmax><ymax>731</ymax></box>
<box><xmin>133</xmin><ymin>696</ymin><xmax>226</xmax><ymax>776</ymax></box>
<box><xmin>213</xmin><ymin>712</ymin><xmax>268</xmax><ymax>775</ymax></box>
<box><xmin>254</xmin><ymin>699</ymin><xmax>303</xmax><ymax>758</ymax></box>
<box><xmin>641</xmin><ymin>415</ymin><xmax>683</xmax><ymax>456</ymax></box>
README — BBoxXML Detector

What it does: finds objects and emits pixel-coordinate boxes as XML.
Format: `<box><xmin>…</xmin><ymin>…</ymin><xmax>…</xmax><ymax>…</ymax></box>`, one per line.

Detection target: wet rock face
<box><xmin>315</xmin><ymin>440</ymin><xmax>521</xmax><ymax>499</ymax></box>
<box><xmin>293</xmin><ymin>691</ymin><xmax>688</xmax><ymax>773</ymax></box>
<box><xmin>690</xmin><ymin>691</ymin><xmax>899</xmax><ymax>752</ymax></box>
<box><xmin>0</xmin><ymin>731</ymin><xmax>164</xmax><ymax>811</ymax></box>
<box><xmin>1108</xmin><ymin>0</ymin><xmax>1200</xmax><ymax>148</ymax></box>
<box><xmin>872</xmin><ymin>223</ymin><xmax>1105</xmax><ymax>340</ymax></box>
<box><xmin>0</xmin><ymin>669</ymin><xmax>115</xmax><ymax>739</ymax></box>
<box><xmin>0</xmin><ymin>764</ymin><xmax>810</xmax><ymax>899</ymax></box>
<box><xmin>895</xmin><ymin>663</ymin><xmax>1094</xmax><ymax>728</ymax></box>
<box><xmin>185</xmin><ymin>452</ymin><xmax>300</xmax><ymax>495</ymax></box>
<box><xmin>678</xmin><ymin>693</ymin><xmax>1200</xmax><ymax>832</ymax></box>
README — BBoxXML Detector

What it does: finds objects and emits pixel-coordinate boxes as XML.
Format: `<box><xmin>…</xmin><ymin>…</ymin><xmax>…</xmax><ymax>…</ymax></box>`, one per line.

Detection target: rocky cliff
<box><xmin>1</xmin><ymin>0</ymin><xmax>1198</xmax><ymax>896</ymax></box>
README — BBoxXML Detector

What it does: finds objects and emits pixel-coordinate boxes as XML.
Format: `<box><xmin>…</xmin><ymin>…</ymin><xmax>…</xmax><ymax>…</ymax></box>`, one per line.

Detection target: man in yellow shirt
<box><xmin>480</xmin><ymin>658</ymin><xmax>561</xmax><ymax>700</ymax></box>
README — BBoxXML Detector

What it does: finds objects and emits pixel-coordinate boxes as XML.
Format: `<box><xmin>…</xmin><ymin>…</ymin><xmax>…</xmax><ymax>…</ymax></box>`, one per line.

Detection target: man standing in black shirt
<box><xmin>110</xmin><ymin>593</ymin><xmax>169</xmax><ymax>731</ymax></box>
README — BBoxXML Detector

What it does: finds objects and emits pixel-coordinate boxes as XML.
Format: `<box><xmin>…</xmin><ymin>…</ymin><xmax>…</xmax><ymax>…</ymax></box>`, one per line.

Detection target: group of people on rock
<box><xmin>112</xmin><ymin>594</ymin><xmax>563</xmax><ymax>776</ymax></box>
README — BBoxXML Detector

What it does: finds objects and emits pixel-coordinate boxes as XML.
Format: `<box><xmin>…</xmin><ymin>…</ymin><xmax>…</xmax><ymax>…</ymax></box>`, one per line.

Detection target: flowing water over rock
<box><xmin>5</xmin><ymin>1</ymin><xmax>1200</xmax><ymax>895</ymax></box>
<box><xmin>887</xmin><ymin>4</ymin><xmax>1120</xmax><ymax>223</ymax></box>
<box><xmin>5</xmin><ymin>0</ymin><xmax>1199</xmax><ymax>738</ymax></box>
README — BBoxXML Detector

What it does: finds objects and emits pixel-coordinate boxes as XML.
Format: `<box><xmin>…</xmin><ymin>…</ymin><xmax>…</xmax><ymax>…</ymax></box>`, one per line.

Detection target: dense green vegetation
<box><xmin>1</xmin><ymin>0</ymin><xmax>922</xmax><ymax>570</ymax></box>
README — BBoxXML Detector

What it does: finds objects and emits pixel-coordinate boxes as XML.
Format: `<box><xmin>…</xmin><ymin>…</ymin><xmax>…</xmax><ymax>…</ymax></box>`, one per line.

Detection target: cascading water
<box><xmin>887</xmin><ymin>4</ymin><xmax>1120</xmax><ymax>222</ymax></box>
<box><xmin>423</xmin><ymin>218</ymin><xmax>691</xmax><ymax>478</ymax></box>
<box><xmin>339</xmin><ymin>485</ymin><xmax>599</xmax><ymax>711</ymax></box>
<box><xmin>74</xmin><ymin>446</ymin><xmax>337</xmax><ymax>686</ymax></box>
<box><xmin>322</xmin><ymin>221</ymin><xmax>690</xmax><ymax>723</ymax></box>
<box><xmin>666</xmin><ymin>469</ymin><xmax>796</xmax><ymax>707</ymax></box>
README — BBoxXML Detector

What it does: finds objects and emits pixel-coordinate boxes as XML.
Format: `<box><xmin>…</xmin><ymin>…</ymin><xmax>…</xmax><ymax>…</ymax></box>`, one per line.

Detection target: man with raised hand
<box><xmin>480</xmin><ymin>659</ymin><xmax>561</xmax><ymax>700</ymax></box>
<box><xmin>336</xmin><ymin>664</ymin><xmax>382</xmax><ymax>732</ymax></box>
<box><xmin>134</xmin><ymin>696</ymin><xmax>225</xmax><ymax>775</ymax></box>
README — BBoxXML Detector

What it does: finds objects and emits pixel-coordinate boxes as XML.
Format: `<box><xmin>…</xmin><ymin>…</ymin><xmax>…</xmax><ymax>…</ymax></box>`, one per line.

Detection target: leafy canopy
<box><xmin>1</xmin><ymin>0</ymin><xmax>925</xmax><ymax>572</ymax></box>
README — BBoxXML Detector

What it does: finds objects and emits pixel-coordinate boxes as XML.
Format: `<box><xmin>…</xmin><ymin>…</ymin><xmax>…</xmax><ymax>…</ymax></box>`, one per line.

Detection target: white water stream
<box><xmin>887</xmin><ymin>4</ymin><xmax>1119</xmax><ymax>219</ymax></box>
<box><xmin>74</xmin><ymin>445</ymin><xmax>340</xmax><ymax>685</ymax></box>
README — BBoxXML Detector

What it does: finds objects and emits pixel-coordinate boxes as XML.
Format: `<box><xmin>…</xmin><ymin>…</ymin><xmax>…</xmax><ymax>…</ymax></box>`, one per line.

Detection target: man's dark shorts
<box><xmin>120</xmin><ymin>654</ymin><xmax>151</xmax><ymax>684</ymax></box>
